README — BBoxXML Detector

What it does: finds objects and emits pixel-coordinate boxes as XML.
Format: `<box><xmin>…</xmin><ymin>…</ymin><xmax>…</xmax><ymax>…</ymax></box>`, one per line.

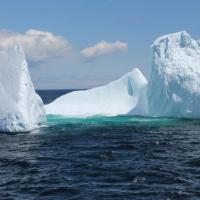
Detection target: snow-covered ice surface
<box><xmin>149</xmin><ymin>31</ymin><xmax>200</xmax><ymax>117</ymax></box>
<box><xmin>46</xmin><ymin>68</ymin><xmax>148</xmax><ymax>117</ymax></box>
<box><xmin>0</xmin><ymin>45</ymin><xmax>45</xmax><ymax>132</ymax></box>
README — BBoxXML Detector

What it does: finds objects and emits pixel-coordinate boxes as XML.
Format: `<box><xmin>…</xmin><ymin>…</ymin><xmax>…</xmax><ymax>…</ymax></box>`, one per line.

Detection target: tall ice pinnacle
<box><xmin>0</xmin><ymin>45</ymin><xmax>45</xmax><ymax>132</ymax></box>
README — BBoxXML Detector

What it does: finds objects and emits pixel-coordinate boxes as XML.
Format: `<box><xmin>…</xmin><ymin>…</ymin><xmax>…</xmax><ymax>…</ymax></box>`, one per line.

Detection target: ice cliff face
<box><xmin>46</xmin><ymin>68</ymin><xmax>148</xmax><ymax>117</ymax></box>
<box><xmin>0</xmin><ymin>45</ymin><xmax>45</xmax><ymax>132</ymax></box>
<box><xmin>149</xmin><ymin>31</ymin><xmax>200</xmax><ymax>117</ymax></box>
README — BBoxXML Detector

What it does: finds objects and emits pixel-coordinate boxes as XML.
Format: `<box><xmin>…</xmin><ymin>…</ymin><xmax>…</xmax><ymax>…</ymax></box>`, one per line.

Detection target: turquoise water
<box><xmin>47</xmin><ymin>114</ymin><xmax>189</xmax><ymax>127</ymax></box>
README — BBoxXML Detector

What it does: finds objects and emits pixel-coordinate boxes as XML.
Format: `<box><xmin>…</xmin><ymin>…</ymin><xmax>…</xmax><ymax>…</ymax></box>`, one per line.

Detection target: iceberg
<box><xmin>43</xmin><ymin>31</ymin><xmax>200</xmax><ymax>119</ymax></box>
<box><xmin>0</xmin><ymin>45</ymin><xmax>45</xmax><ymax>132</ymax></box>
<box><xmin>149</xmin><ymin>31</ymin><xmax>200</xmax><ymax>117</ymax></box>
<box><xmin>46</xmin><ymin>68</ymin><xmax>148</xmax><ymax>117</ymax></box>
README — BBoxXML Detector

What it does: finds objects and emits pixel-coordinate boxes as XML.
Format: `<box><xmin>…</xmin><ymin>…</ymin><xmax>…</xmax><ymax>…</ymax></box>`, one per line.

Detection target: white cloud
<box><xmin>0</xmin><ymin>29</ymin><xmax>128</xmax><ymax>65</ymax></box>
<box><xmin>0</xmin><ymin>29</ymin><xmax>72</xmax><ymax>62</ymax></box>
<box><xmin>81</xmin><ymin>40</ymin><xmax>128</xmax><ymax>59</ymax></box>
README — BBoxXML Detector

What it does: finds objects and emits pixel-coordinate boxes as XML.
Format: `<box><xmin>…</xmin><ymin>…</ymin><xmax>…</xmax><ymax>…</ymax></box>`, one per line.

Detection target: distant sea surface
<box><xmin>1</xmin><ymin>90</ymin><xmax>200</xmax><ymax>199</ymax></box>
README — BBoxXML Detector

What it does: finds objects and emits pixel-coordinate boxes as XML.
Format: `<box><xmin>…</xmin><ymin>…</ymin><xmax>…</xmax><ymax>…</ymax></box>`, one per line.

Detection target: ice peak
<box><xmin>152</xmin><ymin>31</ymin><xmax>192</xmax><ymax>47</ymax></box>
<box><xmin>131</xmin><ymin>67</ymin><xmax>141</xmax><ymax>74</ymax></box>
<box><xmin>13</xmin><ymin>44</ymin><xmax>23</xmax><ymax>52</ymax></box>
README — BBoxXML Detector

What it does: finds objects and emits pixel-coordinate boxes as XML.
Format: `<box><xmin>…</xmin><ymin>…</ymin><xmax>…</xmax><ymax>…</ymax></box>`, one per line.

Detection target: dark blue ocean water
<box><xmin>1</xmin><ymin>90</ymin><xmax>200</xmax><ymax>200</ymax></box>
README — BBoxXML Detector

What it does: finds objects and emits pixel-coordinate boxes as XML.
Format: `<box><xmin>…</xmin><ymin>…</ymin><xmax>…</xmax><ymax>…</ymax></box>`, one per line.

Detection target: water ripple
<box><xmin>1</xmin><ymin>116</ymin><xmax>200</xmax><ymax>199</ymax></box>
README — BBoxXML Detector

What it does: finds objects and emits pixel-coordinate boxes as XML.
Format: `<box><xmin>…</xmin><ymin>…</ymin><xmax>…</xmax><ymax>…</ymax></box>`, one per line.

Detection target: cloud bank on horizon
<box><xmin>0</xmin><ymin>29</ymin><xmax>128</xmax><ymax>64</ymax></box>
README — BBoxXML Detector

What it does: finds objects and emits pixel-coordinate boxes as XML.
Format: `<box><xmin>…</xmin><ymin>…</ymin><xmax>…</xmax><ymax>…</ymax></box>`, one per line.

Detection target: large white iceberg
<box><xmin>45</xmin><ymin>31</ymin><xmax>200</xmax><ymax>119</ymax></box>
<box><xmin>0</xmin><ymin>45</ymin><xmax>45</xmax><ymax>132</ymax></box>
<box><xmin>149</xmin><ymin>31</ymin><xmax>200</xmax><ymax>117</ymax></box>
<box><xmin>46</xmin><ymin>68</ymin><xmax>148</xmax><ymax>117</ymax></box>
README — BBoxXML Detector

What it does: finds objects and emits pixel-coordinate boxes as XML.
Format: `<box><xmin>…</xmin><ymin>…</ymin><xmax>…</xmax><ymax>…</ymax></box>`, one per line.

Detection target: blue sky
<box><xmin>0</xmin><ymin>0</ymin><xmax>200</xmax><ymax>89</ymax></box>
